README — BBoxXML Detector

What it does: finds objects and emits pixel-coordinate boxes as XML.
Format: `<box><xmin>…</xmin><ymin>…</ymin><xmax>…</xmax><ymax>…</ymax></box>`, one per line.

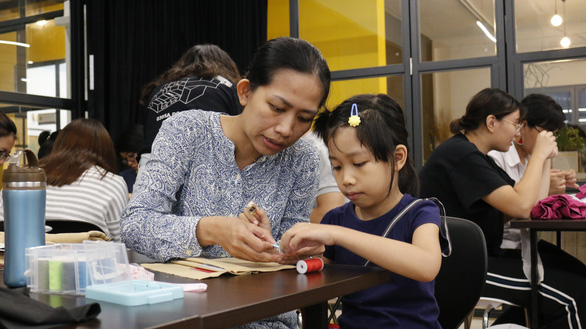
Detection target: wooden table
<box><xmin>6</xmin><ymin>262</ymin><xmax>391</xmax><ymax>329</ymax></box>
<box><xmin>509</xmin><ymin>219</ymin><xmax>586</xmax><ymax>329</ymax></box>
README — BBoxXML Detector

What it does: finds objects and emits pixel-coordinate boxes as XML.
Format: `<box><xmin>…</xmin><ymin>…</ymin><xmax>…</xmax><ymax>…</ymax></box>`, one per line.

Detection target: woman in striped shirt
<box><xmin>6</xmin><ymin>118</ymin><xmax>128</xmax><ymax>241</ymax></box>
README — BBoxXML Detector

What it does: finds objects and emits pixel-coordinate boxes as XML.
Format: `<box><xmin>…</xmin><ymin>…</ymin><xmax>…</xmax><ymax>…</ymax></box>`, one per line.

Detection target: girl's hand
<box><xmin>278</xmin><ymin>245</ymin><xmax>325</xmax><ymax>264</ymax></box>
<box><xmin>533</xmin><ymin>131</ymin><xmax>558</xmax><ymax>160</ymax></box>
<box><xmin>239</xmin><ymin>201</ymin><xmax>272</xmax><ymax>234</ymax></box>
<box><xmin>280</xmin><ymin>223</ymin><xmax>335</xmax><ymax>255</ymax></box>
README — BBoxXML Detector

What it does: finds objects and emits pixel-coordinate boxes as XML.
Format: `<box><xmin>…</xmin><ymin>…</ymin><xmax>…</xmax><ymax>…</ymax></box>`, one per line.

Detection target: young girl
<box><xmin>280</xmin><ymin>94</ymin><xmax>449</xmax><ymax>329</ymax></box>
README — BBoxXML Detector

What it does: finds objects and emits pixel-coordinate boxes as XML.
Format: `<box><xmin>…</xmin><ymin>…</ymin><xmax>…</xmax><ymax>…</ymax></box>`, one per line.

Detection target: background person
<box><xmin>138</xmin><ymin>44</ymin><xmax>242</xmax><ymax>176</ymax></box>
<box><xmin>301</xmin><ymin>130</ymin><xmax>346</xmax><ymax>223</ymax></box>
<box><xmin>488</xmin><ymin>93</ymin><xmax>572</xmax><ymax>249</ymax></box>
<box><xmin>0</xmin><ymin>111</ymin><xmax>17</xmax><ymax>168</ymax></box>
<box><xmin>0</xmin><ymin>111</ymin><xmax>17</xmax><ymax>192</ymax></box>
<box><xmin>37</xmin><ymin>130</ymin><xmax>59</xmax><ymax>160</ymax></box>
<box><xmin>0</xmin><ymin>118</ymin><xmax>128</xmax><ymax>242</ymax></box>
<box><xmin>121</xmin><ymin>37</ymin><xmax>331</xmax><ymax>328</ymax></box>
<box><xmin>419</xmin><ymin>88</ymin><xmax>585</xmax><ymax>329</ymax></box>
<box><xmin>116</xmin><ymin>124</ymin><xmax>143</xmax><ymax>195</ymax></box>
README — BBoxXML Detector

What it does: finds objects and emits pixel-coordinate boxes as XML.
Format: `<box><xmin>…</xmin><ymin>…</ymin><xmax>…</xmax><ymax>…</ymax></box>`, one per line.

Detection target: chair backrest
<box><xmin>435</xmin><ymin>216</ymin><xmax>488</xmax><ymax>329</ymax></box>
<box><xmin>45</xmin><ymin>220</ymin><xmax>105</xmax><ymax>234</ymax></box>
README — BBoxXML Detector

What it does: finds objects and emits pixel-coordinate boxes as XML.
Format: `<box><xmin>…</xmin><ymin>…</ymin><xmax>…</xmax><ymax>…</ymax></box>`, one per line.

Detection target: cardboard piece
<box><xmin>141</xmin><ymin>257</ymin><xmax>295</xmax><ymax>280</ymax></box>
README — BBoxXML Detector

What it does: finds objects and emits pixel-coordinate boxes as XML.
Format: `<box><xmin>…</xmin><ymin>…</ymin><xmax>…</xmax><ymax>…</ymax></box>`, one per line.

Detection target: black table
<box><xmin>509</xmin><ymin>219</ymin><xmax>586</xmax><ymax>329</ymax></box>
<box><xmin>4</xmin><ymin>259</ymin><xmax>391</xmax><ymax>329</ymax></box>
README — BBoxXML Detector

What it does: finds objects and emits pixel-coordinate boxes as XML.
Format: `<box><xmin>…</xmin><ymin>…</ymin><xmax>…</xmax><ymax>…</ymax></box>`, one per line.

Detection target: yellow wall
<box><xmin>27</xmin><ymin>21</ymin><xmax>66</xmax><ymax>63</ymax></box>
<box><xmin>0</xmin><ymin>32</ymin><xmax>18</xmax><ymax>92</ymax></box>
<box><xmin>268</xmin><ymin>0</ymin><xmax>387</xmax><ymax>109</ymax></box>
<box><xmin>267</xmin><ymin>1</ymin><xmax>289</xmax><ymax>39</ymax></box>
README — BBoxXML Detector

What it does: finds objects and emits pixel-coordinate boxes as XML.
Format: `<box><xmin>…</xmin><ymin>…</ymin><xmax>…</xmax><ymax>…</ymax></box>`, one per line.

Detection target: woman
<box><xmin>419</xmin><ymin>88</ymin><xmax>585</xmax><ymax>329</ymax></box>
<box><xmin>121</xmin><ymin>37</ymin><xmax>330</xmax><ymax>328</ymax></box>
<box><xmin>36</xmin><ymin>119</ymin><xmax>127</xmax><ymax>241</ymax></box>
<box><xmin>0</xmin><ymin>111</ymin><xmax>17</xmax><ymax>167</ymax></box>
<box><xmin>138</xmin><ymin>44</ymin><xmax>242</xmax><ymax>171</ymax></box>
<box><xmin>488</xmin><ymin>93</ymin><xmax>574</xmax><ymax>249</ymax></box>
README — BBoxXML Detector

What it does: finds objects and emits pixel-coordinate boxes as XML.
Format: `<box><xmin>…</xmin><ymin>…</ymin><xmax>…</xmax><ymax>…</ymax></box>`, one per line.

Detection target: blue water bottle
<box><xmin>3</xmin><ymin>149</ymin><xmax>46</xmax><ymax>287</ymax></box>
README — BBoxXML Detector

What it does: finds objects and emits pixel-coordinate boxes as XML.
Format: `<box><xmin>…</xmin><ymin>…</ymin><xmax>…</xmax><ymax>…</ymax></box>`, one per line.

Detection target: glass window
<box><xmin>421</xmin><ymin>67</ymin><xmax>492</xmax><ymax>161</ymax></box>
<box><xmin>328</xmin><ymin>76</ymin><xmax>403</xmax><ymax>110</ymax></box>
<box><xmin>579</xmin><ymin>88</ymin><xmax>586</xmax><ymax>125</ymax></box>
<box><xmin>524</xmin><ymin>58</ymin><xmax>586</xmax><ymax>127</ymax></box>
<box><xmin>0</xmin><ymin>105</ymin><xmax>70</xmax><ymax>155</ymax></box>
<box><xmin>515</xmin><ymin>0</ymin><xmax>586</xmax><ymax>52</ymax></box>
<box><xmin>0</xmin><ymin>1</ymin><xmax>64</xmax><ymax>21</ymax></box>
<box><xmin>419</xmin><ymin>0</ymin><xmax>496</xmax><ymax>62</ymax></box>
<box><xmin>0</xmin><ymin>19</ymin><xmax>67</xmax><ymax>97</ymax></box>
<box><xmin>296</xmin><ymin>0</ymin><xmax>402</xmax><ymax>71</ymax></box>
<box><xmin>24</xmin><ymin>1</ymin><xmax>64</xmax><ymax>17</ymax></box>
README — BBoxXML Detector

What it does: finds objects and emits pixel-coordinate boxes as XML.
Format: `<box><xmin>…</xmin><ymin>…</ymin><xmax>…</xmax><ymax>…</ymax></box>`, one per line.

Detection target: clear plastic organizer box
<box><xmin>25</xmin><ymin>241</ymin><xmax>131</xmax><ymax>296</ymax></box>
<box><xmin>25</xmin><ymin>241</ymin><xmax>184</xmax><ymax>306</ymax></box>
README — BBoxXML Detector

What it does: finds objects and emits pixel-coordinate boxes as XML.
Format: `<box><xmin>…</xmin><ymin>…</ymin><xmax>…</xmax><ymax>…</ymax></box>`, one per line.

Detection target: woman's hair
<box><xmin>313</xmin><ymin>94</ymin><xmax>419</xmax><ymax>196</ymax></box>
<box><xmin>0</xmin><ymin>111</ymin><xmax>17</xmax><ymax>139</ymax></box>
<box><xmin>140</xmin><ymin>44</ymin><xmax>241</xmax><ymax>105</ymax></box>
<box><xmin>521</xmin><ymin>93</ymin><xmax>565</xmax><ymax>131</ymax></box>
<box><xmin>450</xmin><ymin>88</ymin><xmax>524</xmax><ymax>134</ymax></box>
<box><xmin>40</xmin><ymin>118</ymin><xmax>118</xmax><ymax>186</ymax></box>
<box><xmin>37</xmin><ymin>130</ymin><xmax>59</xmax><ymax>160</ymax></box>
<box><xmin>246</xmin><ymin>37</ymin><xmax>331</xmax><ymax>108</ymax></box>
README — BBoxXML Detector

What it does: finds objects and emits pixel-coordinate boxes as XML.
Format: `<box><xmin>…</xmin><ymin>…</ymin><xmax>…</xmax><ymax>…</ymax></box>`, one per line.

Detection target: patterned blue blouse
<box><xmin>120</xmin><ymin>110</ymin><xmax>320</xmax><ymax>263</ymax></box>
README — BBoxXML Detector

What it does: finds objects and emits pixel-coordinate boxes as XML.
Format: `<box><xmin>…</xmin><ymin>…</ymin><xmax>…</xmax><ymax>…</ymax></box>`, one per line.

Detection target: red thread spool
<box><xmin>296</xmin><ymin>258</ymin><xmax>324</xmax><ymax>274</ymax></box>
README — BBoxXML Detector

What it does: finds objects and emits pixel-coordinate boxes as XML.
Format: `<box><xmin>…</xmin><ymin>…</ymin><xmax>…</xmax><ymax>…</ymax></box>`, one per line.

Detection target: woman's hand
<box><xmin>239</xmin><ymin>201</ymin><xmax>272</xmax><ymax>234</ymax></box>
<box><xmin>196</xmin><ymin>216</ymin><xmax>280</xmax><ymax>263</ymax></box>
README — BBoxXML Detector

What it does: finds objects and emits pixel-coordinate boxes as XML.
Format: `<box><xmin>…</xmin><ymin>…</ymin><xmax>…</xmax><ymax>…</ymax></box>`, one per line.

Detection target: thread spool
<box><xmin>296</xmin><ymin>258</ymin><xmax>324</xmax><ymax>274</ymax></box>
<box><xmin>37</xmin><ymin>258</ymin><xmax>50</xmax><ymax>292</ymax></box>
<box><xmin>48</xmin><ymin>259</ymin><xmax>63</xmax><ymax>291</ymax></box>
<box><xmin>61</xmin><ymin>260</ymin><xmax>76</xmax><ymax>292</ymax></box>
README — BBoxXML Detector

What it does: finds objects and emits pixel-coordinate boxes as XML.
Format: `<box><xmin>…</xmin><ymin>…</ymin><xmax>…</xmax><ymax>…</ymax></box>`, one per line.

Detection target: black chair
<box><xmin>435</xmin><ymin>216</ymin><xmax>488</xmax><ymax>329</ymax></box>
<box><xmin>45</xmin><ymin>220</ymin><xmax>105</xmax><ymax>234</ymax></box>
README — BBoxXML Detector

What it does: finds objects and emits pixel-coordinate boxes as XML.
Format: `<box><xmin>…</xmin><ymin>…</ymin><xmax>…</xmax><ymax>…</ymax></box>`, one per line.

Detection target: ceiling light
<box><xmin>560</xmin><ymin>0</ymin><xmax>570</xmax><ymax>48</ymax></box>
<box><xmin>551</xmin><ymin>14</ymin><xmax>562</xmax><ymax>26</ymax></box>
<box><xmin>551</xmin><ymin>0</ymin><xmax>562</xmax><ymax>26</ymax></box>
<box><xmin>0</xmin><ymin>40</ymin><xmax>30</xmax><ymax>48</ymax></box>
<box><xmin>476</xmin><ymin>21</ymin><xmax>496</xmax><ymax>43</ymax></box>
<box><xmin>36</xmin><ymin>20</ymin><xmax>47</xmax><ymax>26</ymax></box>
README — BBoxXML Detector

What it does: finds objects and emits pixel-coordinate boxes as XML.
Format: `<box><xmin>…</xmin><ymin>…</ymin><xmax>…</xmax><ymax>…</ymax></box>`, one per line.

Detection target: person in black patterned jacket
<box><xmin>138</xmin><ymin>44</ymin><xmax>242</xmax><ymax>177</ymax></box>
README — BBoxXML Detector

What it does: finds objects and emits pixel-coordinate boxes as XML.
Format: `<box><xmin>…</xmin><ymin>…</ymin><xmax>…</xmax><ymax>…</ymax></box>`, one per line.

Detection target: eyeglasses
<box><xmin>501</xmin><ymin>119</ymin><xmax>524</xmax><ymax>134</ymax></box>
<box><xmin>0</xmin><ymin>150</ymin><xmax>11</xmax><ymax>161</ymax></box>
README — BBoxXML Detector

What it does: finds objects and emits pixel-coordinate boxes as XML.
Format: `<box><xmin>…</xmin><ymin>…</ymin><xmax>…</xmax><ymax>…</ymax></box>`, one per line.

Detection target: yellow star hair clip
<box><xmin>348</xmin><ymin>103</ymin><xmax>361</xmax><ymax>127</ymax></box>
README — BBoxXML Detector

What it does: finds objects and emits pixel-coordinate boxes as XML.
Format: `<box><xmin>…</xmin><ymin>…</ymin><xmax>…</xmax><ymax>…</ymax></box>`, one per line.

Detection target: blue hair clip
<box><xmin>348</xmin><ymin>103</ymin><xmax>361</xmax><ymax>127</ymax></box>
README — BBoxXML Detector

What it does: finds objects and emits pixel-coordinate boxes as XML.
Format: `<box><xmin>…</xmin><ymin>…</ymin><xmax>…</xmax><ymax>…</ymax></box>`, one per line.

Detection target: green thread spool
<box><xmin>48</xmin><ymin>259</ymin><xmax>63</xmax><ymax>291</ymax></box>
